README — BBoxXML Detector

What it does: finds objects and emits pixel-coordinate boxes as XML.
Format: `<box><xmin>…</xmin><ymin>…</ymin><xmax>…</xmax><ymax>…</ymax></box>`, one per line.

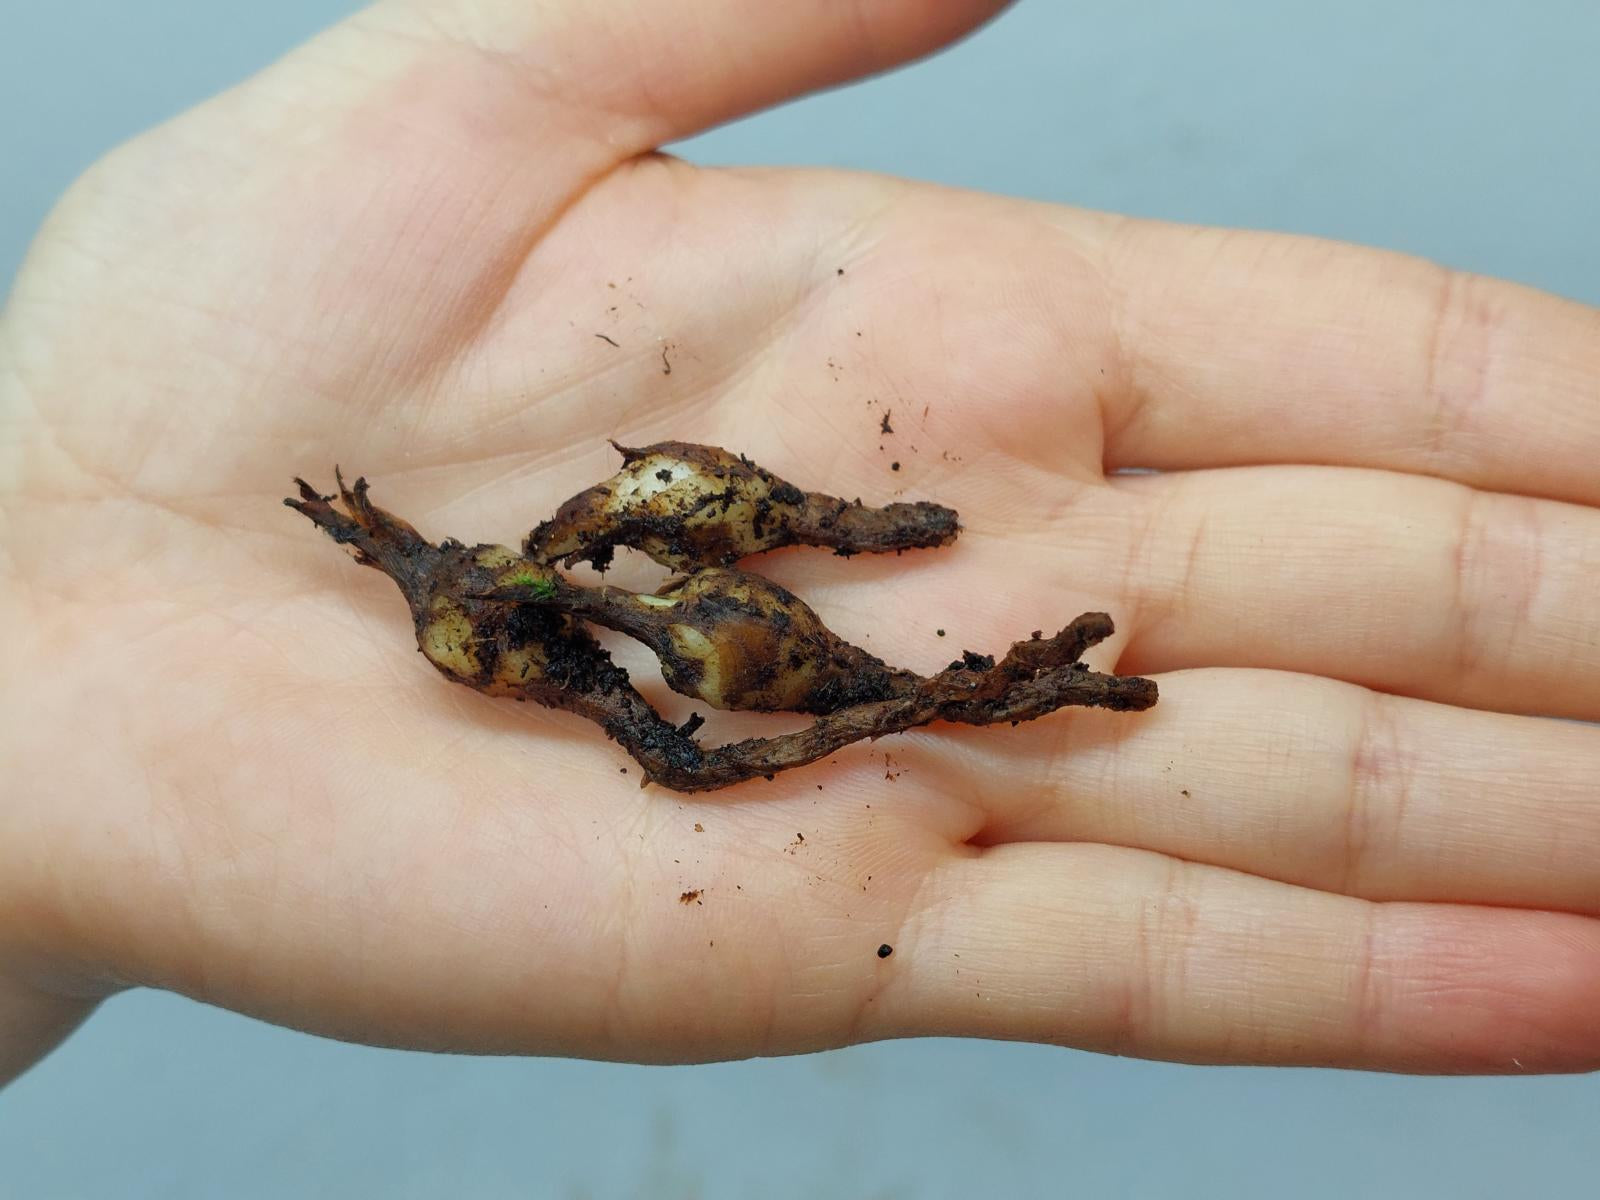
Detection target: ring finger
<box><xmin>928</xmin><ymin>667</ymin><xmax>1600</xmax><ymax>916</ymax></box>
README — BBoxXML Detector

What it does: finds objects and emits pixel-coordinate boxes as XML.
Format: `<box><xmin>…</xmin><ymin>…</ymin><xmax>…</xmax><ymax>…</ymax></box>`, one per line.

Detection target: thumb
<box><xmin>361</xmin><ymin>0</ymin><xmax>1014</xmax><ymax>148</ymax></box>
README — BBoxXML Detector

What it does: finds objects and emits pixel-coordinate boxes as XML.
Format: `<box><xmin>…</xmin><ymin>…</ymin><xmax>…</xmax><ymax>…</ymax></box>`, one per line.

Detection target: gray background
<box><xmin>3</xmin><ymin>1</ymin><xmax>1597</xmax><ymax>1196</ymax></box>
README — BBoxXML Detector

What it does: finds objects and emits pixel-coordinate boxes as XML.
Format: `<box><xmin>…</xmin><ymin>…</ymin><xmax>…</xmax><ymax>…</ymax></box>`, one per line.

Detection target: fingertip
<box><xmin>1369</xmin><ymin>905</ymin><xmax>1600</xmax><ymax>1074</ymax></box>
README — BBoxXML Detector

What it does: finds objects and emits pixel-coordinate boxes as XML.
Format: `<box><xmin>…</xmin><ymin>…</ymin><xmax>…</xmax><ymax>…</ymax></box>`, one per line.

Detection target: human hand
<box><xmin>4</xmin><ymin>0</ymin><xmax>1598</xmax><ymax>1084</ymax></box>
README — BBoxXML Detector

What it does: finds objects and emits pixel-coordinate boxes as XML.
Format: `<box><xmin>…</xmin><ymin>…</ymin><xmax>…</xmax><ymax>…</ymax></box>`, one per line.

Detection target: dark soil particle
<box><xmin>680</xmin><ymin>890</ymin><xmax>703</xmax><ymax>905</ymax></box>
<box><xmin>878</xmin><ymin>944</ymin><xmax>894</xmax><ymax>959</ymax></box>
<box><xmin>880</xmin><ymin>412</ymin><xmax>893</xmax><ymax>435</ymax></box>
<box><xmin>949</xmin><ymin>650</ymin><xmax>997</xmax><ymax>672</ymax></box>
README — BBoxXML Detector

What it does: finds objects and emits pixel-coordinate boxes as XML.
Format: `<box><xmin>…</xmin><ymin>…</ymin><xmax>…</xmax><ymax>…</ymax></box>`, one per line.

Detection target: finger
<box><xmin>360</xmin><ymin>0</ymin><xmax>1012</xmax><ymax>148</ymax></box>
<box><xmin>951</xmin><ymin>670</ymin><xmax>1600</xmax><ymax>915</ymax></box>
<box><xmin>1096</xmin><ymin>220</ymin><xmax>1600</xmax><ymax>506</ymax></box>
<box><xmin>870</xmin><ymin>843</ymin><xmax>1600</xmax><ymax>1073</ymax></box>
<box><xmin>1099</xmin><ymin>465</ymin><xmax>1600</xmax><ymax>720</ymax></box>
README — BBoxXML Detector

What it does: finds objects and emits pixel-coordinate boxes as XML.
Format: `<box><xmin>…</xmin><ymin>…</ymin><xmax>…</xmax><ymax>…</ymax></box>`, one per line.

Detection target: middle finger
<box><xmin>1103</xmin><ymin>464</ymin><xmax>1600</xmax><ymax>720</ymax></box>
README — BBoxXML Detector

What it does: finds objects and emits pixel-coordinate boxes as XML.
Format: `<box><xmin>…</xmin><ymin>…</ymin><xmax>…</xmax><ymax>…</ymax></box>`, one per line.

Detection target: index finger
<box><xmin>1093</xmin><ymin>218</ymin><xmax>1600</xmax><ymax>505</ymax></box>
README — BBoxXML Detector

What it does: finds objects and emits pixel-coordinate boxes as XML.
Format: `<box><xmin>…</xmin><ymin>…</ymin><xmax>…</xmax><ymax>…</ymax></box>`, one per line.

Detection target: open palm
<box><xmin>5</xmin><ymin>0</ymin><xmax>1599</xmax><ymax>1079</ymax></box>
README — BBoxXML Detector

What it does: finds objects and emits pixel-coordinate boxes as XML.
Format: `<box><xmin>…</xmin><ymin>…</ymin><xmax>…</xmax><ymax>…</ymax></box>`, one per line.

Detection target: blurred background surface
<box><xmin>4</xmin><ymin>1</ymin><xmax>1597</xmax><ymax>1195</ymax></box>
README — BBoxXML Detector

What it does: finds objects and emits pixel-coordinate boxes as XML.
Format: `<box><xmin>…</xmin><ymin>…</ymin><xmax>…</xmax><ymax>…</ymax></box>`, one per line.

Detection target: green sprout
<box><xmin>504</xmin><ymin>570</ymin><xmax>558</xmax><ymax>600</ymax></box>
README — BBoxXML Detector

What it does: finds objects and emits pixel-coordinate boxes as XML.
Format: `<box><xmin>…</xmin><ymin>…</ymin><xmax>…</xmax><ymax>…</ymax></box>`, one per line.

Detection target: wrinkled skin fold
<box><xmin>286</xmin><ymin>452</ymin><xmax>1156</xmax><ymax>791</ymax></box>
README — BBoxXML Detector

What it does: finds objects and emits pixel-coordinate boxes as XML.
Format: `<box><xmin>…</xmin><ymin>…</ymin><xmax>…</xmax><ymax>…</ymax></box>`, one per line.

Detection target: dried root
<box><xmin>478</xmin><ymin>566</ymin><xmax>920</xmax><ymax>714</ymax></box>
<box><xmin>526</xmin><ymin>441</ymin><xmax>960</xmax><ymax>571</ymax></box>
<box><xmin>286</xmin><ymin>448</ymin><xmax>1156</xmax><ymax>792</ymax></box>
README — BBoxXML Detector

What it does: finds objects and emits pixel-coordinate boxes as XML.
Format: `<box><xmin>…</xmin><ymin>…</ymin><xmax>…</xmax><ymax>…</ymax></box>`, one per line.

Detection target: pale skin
<box><xmin>3</xmin><ymin>0</ymin><xmax>1599</xmax><ymax>1089</ymax></box>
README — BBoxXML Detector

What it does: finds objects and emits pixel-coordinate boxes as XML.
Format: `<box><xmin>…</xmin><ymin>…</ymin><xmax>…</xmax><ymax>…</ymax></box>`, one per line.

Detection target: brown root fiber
<box><xmin>286</xmin><ymin>452</ymin><xmax>1156</xmax><ymax>792</ymax></box>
